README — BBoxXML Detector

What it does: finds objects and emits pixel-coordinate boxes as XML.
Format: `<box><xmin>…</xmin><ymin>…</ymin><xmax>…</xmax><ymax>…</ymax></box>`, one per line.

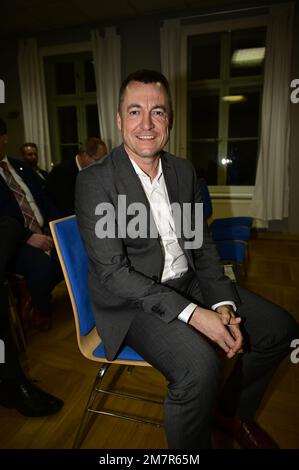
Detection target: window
<box><xmin>45</xmin><ymin>52</ymin><xmax>99</xmax><ymax>164</ymax></box>
<box><xmin>187</xmin><ymin>27</ymin><xmax>265</xmax><ymax>186</ymax></box>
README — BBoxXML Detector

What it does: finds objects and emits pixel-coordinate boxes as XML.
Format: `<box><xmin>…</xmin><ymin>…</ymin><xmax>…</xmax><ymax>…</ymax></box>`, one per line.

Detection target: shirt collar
<box><xmin>129</xmin><ymin>157</ymin><xmax>163</xmax><ymax>183</ymax></box>
<box><xmin>75</xmin><ymin>154</ymin><xmax>82</xmax><ymax>171</ymax></box>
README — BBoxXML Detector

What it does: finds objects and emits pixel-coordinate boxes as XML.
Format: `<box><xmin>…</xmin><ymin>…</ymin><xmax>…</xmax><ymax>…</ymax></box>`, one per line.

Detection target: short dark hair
<box><xmin>0</xmin><ymin>117</ymin><xmax>7</xmax><ymax>136</ymax></box>
<box><xmin>20</xmin><ymin>142</ymin><xmax>38</xmax><ymax>153</ymax></box>
<box><xmin>79</xmin><ymin>137</ymin><xmax>107</xmax><ymax>156</ymax></box>
<box><xmin>118</xmin><ymin>69</ymin><xmax>173</xmax><ymax>124</ymax></box>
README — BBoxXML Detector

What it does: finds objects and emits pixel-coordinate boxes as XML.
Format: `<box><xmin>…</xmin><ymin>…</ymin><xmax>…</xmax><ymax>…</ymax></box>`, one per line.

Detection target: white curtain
<box><xmin>18</xmin><ymin>38</ymin><xmax>52</xmax><ymax>170</ymax></box>
<box><xmin>91</xmin><ymin>27</ymin><xmax>122</xmax><ymax>151</ymax></box>
<box><xmin>160</xmin><ymin>19</ymin><xmax>182</xmax><ymax>156</ymax></box>
<box><xmin>250</xmin><ymin>3</ymin><xmax>294</xmax><ymax>221</ymax></box>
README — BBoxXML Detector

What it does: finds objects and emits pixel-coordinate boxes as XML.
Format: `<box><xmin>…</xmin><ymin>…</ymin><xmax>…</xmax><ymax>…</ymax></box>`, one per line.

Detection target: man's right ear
<box><xmin>117</xmin><ymin>112</ymin><xmax>122</xmax><ymax>131</ymax></box>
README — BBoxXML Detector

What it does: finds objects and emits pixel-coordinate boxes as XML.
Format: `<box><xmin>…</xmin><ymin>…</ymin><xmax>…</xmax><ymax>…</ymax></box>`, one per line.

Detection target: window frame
<box><xmin>180</xmin><ymin>14</ymin><xmax>269</xmax><ymax>200</ymax></box>
<box><xmin>42</xmin><ymin>42</ymin><xmax>99</xmax><ymax>165</ymax></box>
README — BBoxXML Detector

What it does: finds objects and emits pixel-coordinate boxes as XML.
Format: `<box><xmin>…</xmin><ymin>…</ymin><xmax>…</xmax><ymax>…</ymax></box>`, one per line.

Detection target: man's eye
<box><xmin>153</xmin><ymin>110</ymin><xmax>166</xmax><ymax>118</ymax></box>
<box><xmin>129</xmin><ymin>110</ymin><xmax>139</xmax><ymax>116</ymax></box>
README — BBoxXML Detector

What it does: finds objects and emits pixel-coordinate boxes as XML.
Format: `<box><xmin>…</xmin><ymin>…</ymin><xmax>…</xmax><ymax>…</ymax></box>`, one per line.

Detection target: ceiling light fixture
<box><xmin>222</xmin><ymin>95</ymin><xmax>247</xmax><ymax>103</ymax></box>
<box><xmin>231</xmin><ymin>47</ymin><xmax>265</xmax><ymax>67</ymax></box>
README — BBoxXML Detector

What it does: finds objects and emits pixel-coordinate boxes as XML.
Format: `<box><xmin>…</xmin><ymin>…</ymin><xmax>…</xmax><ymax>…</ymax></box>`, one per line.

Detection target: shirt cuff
<box><xmin>211</xmin><ymin>301</ymin><xmax>237</xmax><ymax>312</ymax></box>
<box><xmin>178</xmin><ymin>303</ymin><xmax>197</xmax><ymax>323</ymax></box>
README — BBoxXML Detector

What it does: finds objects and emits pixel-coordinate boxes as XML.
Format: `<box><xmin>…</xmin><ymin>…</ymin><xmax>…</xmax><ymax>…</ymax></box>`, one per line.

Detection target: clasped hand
<box><xmin>189</xmin><ymin>305</ymin><xmax>243</xmax><ymax>359</ymax></box>
<box><xmin>26</xmin><ymin>233</ymin><xmax>54</xmax><ymax>252</ymax></box>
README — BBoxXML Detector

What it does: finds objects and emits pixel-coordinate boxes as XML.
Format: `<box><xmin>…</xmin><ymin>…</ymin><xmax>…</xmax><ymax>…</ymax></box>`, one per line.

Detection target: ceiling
<box><xmin>0</xmin><ymin>0</ymin><xmax>281</xmax><ymax>39</ymax></box>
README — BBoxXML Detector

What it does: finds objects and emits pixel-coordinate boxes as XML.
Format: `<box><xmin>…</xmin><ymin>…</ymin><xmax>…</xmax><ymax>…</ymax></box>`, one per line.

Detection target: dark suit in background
<box><xmin>33</xmin><ymin>167</ymin><xmax>48</xmax><ymax>190</ymax></box>
<box><xmin>46</xmin><ymin>157</ymin><xmax>78</xmax><ymax>217</ymax></box>
<box><xmin>46</xmin><ymin>136</ymin><xmax>108</xmax><ymax>218</ymax></box>
<box><xmin>0</xmin><ymin>216</ymin><xmax>64</xmax><ymax>415</ymax></box>
<box><xmin>0</xmin><ymin>157</ymin><xmax>62</xmax><ymax>315</ymax></box>
<box><xmin>0</xmin><ymin>216</ymin><xmax>25</xmax><ymax>379</ymax></box>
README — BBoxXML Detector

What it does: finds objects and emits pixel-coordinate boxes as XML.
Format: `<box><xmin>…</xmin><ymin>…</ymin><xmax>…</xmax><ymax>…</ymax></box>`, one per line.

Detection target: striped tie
<box><xmin>0</xmin><ymin>160</ymin><xmax>42</xmax><ymax>234</ymax></box>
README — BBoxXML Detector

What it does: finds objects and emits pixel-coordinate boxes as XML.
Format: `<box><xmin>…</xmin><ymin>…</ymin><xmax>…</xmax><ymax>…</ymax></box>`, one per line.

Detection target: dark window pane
<box><xmin>57</xmin><ymin>106</ymin><xmax>78</xmax><ymax>144</ymax></box>
<box><xmin>226</xmin><ymin>140</ymin><xmax>258</xmax><ymax>185</ymax></box>
<box><xmin>84</xmin><ymin>60</ymin><xmax>96</xmax><ymax>92</ymax></box>
<box><xmin>230</xmin><ymin>27</ymin><xmax>266</xmax><ymax>77</ymax></box>
<box><xmin>190</xmin><ymin>93</ymin><xmax>219</xmax><ymax>139</ymax></box>
<box><xmin>60</xmin><ymin>145</ymin><xmax>79</xmax><ymax>164</ymax></box>
<box><xmin>86</xmin><ymin>104</ymin><xmax>100</xmax><ymax>137</ymax></box>
<box><xmin>228</xmin><ymin>91</ymin><xmax>261</xmax><ymax>138</ymax></box>
<box><xmin>55</xmin><ymin>62</ymin><xmax>76</xmax><ymax>94</ymax></box>
<box><xmin>190</xmin><ymin>142</ymin><xmax>218</xmax><ymax>185</ymax></box>
<box><xmin>188</xmin><ymin>33</ymin><xmax>221</xmax><ymax>80</ymax></box>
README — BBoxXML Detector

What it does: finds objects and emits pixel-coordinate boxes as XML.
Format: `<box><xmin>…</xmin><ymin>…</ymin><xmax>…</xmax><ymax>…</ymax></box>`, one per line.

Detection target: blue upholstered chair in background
<box><xmin>198</xmin><ymin>178</ymin><xmax>252</xmax><ymax>241</ymax></box>
<box><xmin>198</xmin><ymin>178</ymin><xmax>252</xmax><ymax>278</ymax></box>
<box><xmin>50</xmin><ymin>216</ymin><xmax>162</xmax><ymax>448</ymax></box>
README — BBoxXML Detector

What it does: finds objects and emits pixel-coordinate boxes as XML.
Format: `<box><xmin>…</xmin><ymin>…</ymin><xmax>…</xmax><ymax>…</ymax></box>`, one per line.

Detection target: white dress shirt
<box><xmin>75</xmin><ymin>154</ymin><xmax>82</xmax><ymax>171</ymax></box>
<box><xmin>130</xmin><ymin>157</ymin><xmax>236</xmax><ymax>322</ymax></box>
<box><xmin>0</xmin><ymin>155</ymin><xmax>44</xmax><ymax>228</ymax></box>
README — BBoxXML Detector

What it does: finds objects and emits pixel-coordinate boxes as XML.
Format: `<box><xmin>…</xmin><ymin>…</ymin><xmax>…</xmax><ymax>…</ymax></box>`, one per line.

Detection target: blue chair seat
<box><xmin>93</xmin><ymin>342</ymin><xmax>145</xmax><ymax>362</ymax></box>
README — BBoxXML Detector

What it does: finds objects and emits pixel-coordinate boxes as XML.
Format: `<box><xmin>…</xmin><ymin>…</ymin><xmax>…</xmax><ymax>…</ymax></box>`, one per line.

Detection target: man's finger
<box><xmin>228</xmin><ymin>317</ymin><xmax>242</xmax><ymax>325</ymax></box>
<box><xmin>221</xmin><ymin>312</ymin><xmax>231</xmax><ymax>325</ymax></box>
<box><xmin>228</xmin><ymin>324</ymin><xmax>243</xmax><ymax>353</ymax></box>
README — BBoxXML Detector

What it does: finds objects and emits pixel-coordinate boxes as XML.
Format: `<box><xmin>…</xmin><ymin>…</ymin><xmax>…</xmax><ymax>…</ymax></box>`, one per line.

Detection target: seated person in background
<box><xmin>0</xmin><ymin>216</ymin><xmax>64</xmax><ymax>416</ymax></box>
<box><xmin>20</xmin><ymin>142</ymin><xmax>48</xmax><ymax>187</ymax></box>
<box><xmin>0</xmin><ymin>118</ymin><xmax>62</xmax><ymax>330</ymax></box>
<box><xmin>46</xmin><ymin>137</ymin><xmax>107</xmax><ymax>217</ymax></box>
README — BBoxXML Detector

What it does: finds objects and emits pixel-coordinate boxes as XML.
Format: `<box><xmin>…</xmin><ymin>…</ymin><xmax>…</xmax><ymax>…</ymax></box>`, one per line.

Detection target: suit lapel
<box><xmin>161</xmin><ymin>153</ymin><xmax>184</xmax><ymax>245</ymax></box>
<box><xmin>162</xmin><ymin>153</ymin><xmax>195</xmax><ymax>269</ymax></box>
<box><xmin>112</xmin><ymin>146</ymin><xmax>159</xmax><ymax>239</ymax></box>
<box><xmin>161</xmin><ymin>153</ymin><xmax>179</xmax><ymax>206</ymax></box>
<box><xmin>7</xmin><ymin>157</ymin><xmax>44</xmax><ymax>215</ymax></box>
<box><xmin>8</xmin><ymin>158</ymin><xmax>32</xmax><ymax>189</ymax></box>
<box><xmin>113</xmin><ymin>145</ymin><xmax>151</xmax><ymax>207</ymax></box>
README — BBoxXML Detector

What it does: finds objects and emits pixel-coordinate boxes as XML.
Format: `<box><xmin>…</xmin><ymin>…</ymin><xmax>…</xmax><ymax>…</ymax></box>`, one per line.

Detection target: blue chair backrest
<box><xmin>212</xmin><ymin>225</ymin><xmax>252</xmax><ymax>242</ymax></box>
<box><xmin>53</xmin><ymin>217</ymin><xmax>95</xmax><ymax>336</ymax></box>
<box><xmin>215</xmin><ymin>240</ymin><xmax>247</xmax><ymax>264</ymax></box>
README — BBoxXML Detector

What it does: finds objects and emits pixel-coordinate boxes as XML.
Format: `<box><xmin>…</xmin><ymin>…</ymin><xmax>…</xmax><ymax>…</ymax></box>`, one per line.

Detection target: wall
<box><xmin>120</xmin><ymin>17</ymin><xmax>161</xmax><ymax>79</ymax></box>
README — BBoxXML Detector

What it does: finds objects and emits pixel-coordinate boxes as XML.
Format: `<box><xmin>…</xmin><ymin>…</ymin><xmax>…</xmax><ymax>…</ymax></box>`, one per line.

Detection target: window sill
<box><xmin>210</xmin><ymin>185</ymin><xmax>253</xmax><ymax>200</ymax></box>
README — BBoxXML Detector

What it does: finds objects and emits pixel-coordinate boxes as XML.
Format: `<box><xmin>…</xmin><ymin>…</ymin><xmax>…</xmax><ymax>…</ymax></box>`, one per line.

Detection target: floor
<box><xmin>0</xmin><ymin>234</ymin><xmax>298</xmax><ymax>449</ymax></box>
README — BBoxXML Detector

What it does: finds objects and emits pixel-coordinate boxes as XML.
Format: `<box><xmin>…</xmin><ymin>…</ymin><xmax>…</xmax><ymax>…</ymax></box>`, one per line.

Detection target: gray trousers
<box><xmin>124</xmin><ymin>273</ymin><xmax>299</xmax><ymax>449</ymax></box>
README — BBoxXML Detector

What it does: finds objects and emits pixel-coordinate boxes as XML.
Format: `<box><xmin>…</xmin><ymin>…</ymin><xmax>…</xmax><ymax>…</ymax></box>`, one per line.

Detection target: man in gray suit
<box><xmin>76</xmin><ymin>70</ymin><xmax>298</xmax><ymax>449</ymax></box>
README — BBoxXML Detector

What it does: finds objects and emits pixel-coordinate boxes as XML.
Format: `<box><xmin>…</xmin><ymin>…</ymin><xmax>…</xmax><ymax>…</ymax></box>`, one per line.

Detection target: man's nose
<box><xmin>141</xmin><ymin>112</ymin><xmax>154</xmax><ymax>130</ymax></box>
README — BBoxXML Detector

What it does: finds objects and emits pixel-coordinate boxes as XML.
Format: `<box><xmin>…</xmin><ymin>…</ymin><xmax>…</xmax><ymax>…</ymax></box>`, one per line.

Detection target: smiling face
<box><xmin>117</xmin><ymin>81</ymin><xmax>171</xmax><ymax>162</ymax></box>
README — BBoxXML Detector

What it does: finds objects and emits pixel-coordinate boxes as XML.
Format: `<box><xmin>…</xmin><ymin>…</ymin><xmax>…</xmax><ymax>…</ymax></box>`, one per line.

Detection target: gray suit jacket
<box><xmin>76</xmin><ymin>144</ymin><xmax>239</xmax><ymax>360</ymax></box>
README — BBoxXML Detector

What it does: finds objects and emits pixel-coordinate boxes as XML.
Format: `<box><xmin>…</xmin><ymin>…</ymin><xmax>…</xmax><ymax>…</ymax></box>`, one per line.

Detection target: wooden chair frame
<box><xmin>50</xmin><ymin>216</ymin><xmax>163</xmax><ymax>448</ymax></box>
